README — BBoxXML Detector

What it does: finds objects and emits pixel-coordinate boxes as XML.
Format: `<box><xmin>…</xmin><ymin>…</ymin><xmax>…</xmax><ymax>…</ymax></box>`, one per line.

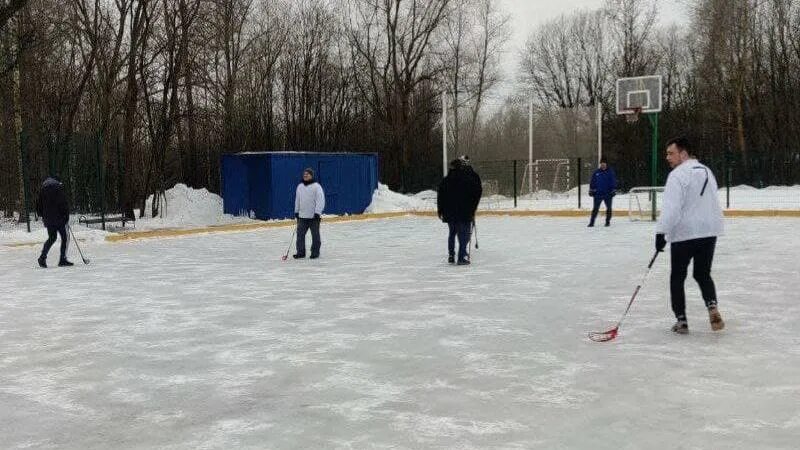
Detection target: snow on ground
<box><xmin>1</xmin><ymin>216</ymin><xmax>799</xmax><ymax>449</ymax></box>
<box><xmin>0</xmin><ymin>184</ymin><xmax>255</xmax><ymax>247</ymax></box>
<box><xmin>0</xmin><ymin>216</ymin><xmax>109</xmax><ymax>247</ymax></box>
<box><xmin>364</xmin><ymin>184</ymin><xmax>800</xmax><ymax>213</ymax></box>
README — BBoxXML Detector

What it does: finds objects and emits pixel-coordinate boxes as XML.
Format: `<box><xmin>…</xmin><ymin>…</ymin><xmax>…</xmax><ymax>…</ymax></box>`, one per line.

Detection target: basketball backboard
<box><xmin>616</xmin><ymin>75</ymin><xmax>662</xmax><ymax>115</ymax></box>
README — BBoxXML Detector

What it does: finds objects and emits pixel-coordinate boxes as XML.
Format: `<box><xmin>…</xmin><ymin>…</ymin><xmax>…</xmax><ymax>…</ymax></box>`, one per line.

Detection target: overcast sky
<box><xmin>492</xmin><ymin>0</ymin><xmax>691</xmax><ymax>102</ymax></box>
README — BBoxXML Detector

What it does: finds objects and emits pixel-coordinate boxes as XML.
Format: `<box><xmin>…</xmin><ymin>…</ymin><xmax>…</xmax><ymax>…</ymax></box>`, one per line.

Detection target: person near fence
<box><xmin>588</xmin><ymin>157</ymin><xmax>618</xmax><ymax>227</ymax></box>
<box><xmin>437</xmin><ymin>156</ymin><xmax>482</xmax><ymax>265</ymax></box>
<box><xmin>293</xmin><ymin>168</ymin><xmax>325</xmax><ymax>259</ymax></box>
<box><xmin>655</xmin><ymin>136</ymin><xmax>725</xmax><ymax>334</ymax></box>
<box><xmin>36</xmin><ymin>176</ymin><xmax>73</xmax><ymax>268</ymax></box>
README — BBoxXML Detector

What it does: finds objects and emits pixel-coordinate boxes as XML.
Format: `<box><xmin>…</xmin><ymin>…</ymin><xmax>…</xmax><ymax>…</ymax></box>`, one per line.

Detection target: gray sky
<box><xmin>493</xmin><ymin>0</ymin><xmax>691</xmax><ymax>102</ymax></box>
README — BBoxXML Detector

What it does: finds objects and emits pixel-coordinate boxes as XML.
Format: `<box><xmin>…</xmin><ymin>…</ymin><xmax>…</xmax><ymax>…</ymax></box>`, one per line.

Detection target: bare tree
<box><xmin>347</xmin><ymin>0</ymin><xmax>451</xmax><ymax>190</ymax></box>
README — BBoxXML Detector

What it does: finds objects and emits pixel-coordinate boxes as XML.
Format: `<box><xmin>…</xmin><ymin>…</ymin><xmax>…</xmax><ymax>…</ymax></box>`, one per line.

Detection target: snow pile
<box><xmin>365</xmin><ymin>184</ymin><xmax>435</xmax><ymax>213</ymax></box>
<box><xmin>140</xmin><ymin>183</ymin><xmax>253</xmax><ymax>229</ymax></box>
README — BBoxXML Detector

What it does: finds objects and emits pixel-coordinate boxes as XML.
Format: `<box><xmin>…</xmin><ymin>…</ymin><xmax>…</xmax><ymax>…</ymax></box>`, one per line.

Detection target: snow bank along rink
<box><xmin>2</xmin><ymin>215</ymin><xmax>799</xmax><ymax>449</ymax></box>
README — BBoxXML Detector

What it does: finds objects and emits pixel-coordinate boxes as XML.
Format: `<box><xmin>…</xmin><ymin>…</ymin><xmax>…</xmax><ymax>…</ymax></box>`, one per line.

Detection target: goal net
<box><xmin>520</xmin><ymin>159</ymin><xmax>571</xmax><ymax>196</ymax></box>
<box><xmin>628</xmin><ymin>186</ymin><xmax>665</xmax><ymax>221</ymax></box>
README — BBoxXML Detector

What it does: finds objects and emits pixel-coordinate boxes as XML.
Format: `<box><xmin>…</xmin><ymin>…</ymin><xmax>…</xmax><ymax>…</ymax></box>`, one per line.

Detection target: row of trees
<box><xmin>2</xmin><ymin>0</ymin><xmax>798</xmax><ymax>219</ymax></box>
<box><xmin>0</xmin><ymin>0</ymin><xmax>510</xmax><ymax>218</ymax></box>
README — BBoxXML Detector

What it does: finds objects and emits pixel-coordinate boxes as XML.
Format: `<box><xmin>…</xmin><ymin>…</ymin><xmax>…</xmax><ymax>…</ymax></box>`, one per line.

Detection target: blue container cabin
<box><xmin>221</xmin><ymin>152</ymin><xmax>379</xmax><ymax>220</ymax></box>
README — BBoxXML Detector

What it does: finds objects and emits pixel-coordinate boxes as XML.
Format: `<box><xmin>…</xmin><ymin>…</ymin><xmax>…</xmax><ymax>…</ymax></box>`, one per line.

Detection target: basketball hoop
<box><xmin>625</xmin><ymin>107</ymin><xmax>642</xmax><ymax>124</ymax></box>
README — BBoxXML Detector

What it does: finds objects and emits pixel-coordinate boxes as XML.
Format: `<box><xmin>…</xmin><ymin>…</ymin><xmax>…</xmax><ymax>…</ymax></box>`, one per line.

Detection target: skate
<box><xmin>671</xmin><ymin>320</ymin><xmax>688</xmax><ymax>334</ymax></box>
<box><xmin>38</xmin><ymin>256</ymin><xmax>47</xmax><ymax>268</ymax></box>
<box><xmin>58</xmin><ymin>258</ymin><xmax>74</xmax><ymax>267</ymax></box>
<box><xmin>708</xmin><ymin>307</ymin><xmax>725</xmax><ymax>331</ymax></box>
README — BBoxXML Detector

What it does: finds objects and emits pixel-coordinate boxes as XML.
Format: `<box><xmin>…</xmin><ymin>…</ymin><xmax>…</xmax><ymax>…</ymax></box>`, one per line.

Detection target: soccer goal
<box><xmin>628</xmin><ymin>186</ymin><xmax>664</xmax><ymax>221</ymax></box>
<box><xmin>480</xmin><ymin>180</ymin><xmax>501</xmax><ymax>209</ymax></box>
<box><xmin>520</xmin><ymin>159</ymin><xmax>571</xmax><ymax>196</ymax></box>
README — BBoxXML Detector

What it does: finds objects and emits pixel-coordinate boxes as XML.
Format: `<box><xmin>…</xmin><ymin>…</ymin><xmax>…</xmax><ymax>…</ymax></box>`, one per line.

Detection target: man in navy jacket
<box><xmin>437</xmin><ymin>157</ymin><xmax>482</xmax><ymax>265</ymax></box>
<box><xmin>588</xmin><ymin>157</ymin><xmax>617</xmax><ymax>227</ymax></box>
<box><xmin>36</xmin><ymin>176</ymin><xmax>73</xmax><ymax>267</ymax></box>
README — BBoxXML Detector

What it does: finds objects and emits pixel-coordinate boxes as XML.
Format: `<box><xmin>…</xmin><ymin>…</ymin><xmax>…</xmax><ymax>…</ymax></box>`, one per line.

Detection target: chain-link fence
<box><xmin>471</xmin><ymin>157</ymin><xmax>800</xmax><ymax>212</ymax></box>
<box><xmin>1</xmin><ymin>131</ymin><xmax>123</xmax><ymax>232</ymax></box>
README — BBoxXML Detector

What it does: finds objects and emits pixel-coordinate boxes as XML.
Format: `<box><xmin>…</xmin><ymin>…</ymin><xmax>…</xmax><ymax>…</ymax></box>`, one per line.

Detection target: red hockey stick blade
<box><xmin>588</xmin><ymin>327</ymin><xmax>619</xmax><ymax>342</ymax></box>
<box><xmin>281</xmin><ymin>255</ymin><xmax>288</xmax><ymax>261</ymax></box>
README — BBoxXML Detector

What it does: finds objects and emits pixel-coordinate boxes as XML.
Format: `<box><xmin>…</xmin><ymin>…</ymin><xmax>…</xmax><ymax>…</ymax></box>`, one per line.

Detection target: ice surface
<box><xmin>1</xmin><ymin>216</ymin><xmax>799</xmax><ymax>449</ymax></box>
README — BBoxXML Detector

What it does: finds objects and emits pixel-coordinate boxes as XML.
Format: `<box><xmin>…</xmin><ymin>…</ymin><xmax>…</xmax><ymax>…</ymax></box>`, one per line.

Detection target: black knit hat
<box><xmin>303</xmin><ymin>167</ymin><xmax>315</xmax><ymax>177</ymax></box>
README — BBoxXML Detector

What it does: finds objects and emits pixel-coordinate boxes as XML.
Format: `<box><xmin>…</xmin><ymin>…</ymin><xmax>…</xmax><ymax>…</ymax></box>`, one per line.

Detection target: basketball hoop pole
<box><xmin>648</xmin><ymin>112</ymin><xmax>659</xmax><ymax>221</ymax></box>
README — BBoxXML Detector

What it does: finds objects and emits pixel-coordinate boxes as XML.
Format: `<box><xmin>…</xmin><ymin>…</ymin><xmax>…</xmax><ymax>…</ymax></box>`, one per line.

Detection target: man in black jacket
<box><xmin>437</xmin><ymin>157</ymin><xmax>482</xmax><ymax>265</ymax></box>
<box><xmin>36</xmin><ymin>176</ymin><xmax>72</xmax><ymax>268</ymax></box>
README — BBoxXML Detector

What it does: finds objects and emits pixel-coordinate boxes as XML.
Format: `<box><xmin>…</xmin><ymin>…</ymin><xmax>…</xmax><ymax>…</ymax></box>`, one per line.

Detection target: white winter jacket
<box><xmin>656</xmin><ymin>159</ymin><xmax>724</xmax><ymax>243</ymax></box>
<box><xmin>295</xmin><ymin>182</ymin><xmax>325</xmax><ymax>219</ymax></box>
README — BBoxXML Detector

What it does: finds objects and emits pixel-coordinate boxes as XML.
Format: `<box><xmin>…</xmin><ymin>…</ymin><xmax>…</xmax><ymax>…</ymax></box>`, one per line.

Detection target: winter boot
<box><xmin>708</xmin><ymin>306</ymin><xmax>725</xmax><ymax>331</ymax></box>
<box><xmin>457</xmin><ymin>258</ymin><xmax>471</xmax><ymax>266</ymax></box>
<box><xmin>448</xmin><ymin>255</ymin><xmax>455</xmax><ymax>264</ymax></box>
<box><xmin>58</xmin><ymin>258</ymin><xmax>74</xmax><ymax>267</ymax></box>
<box><xmin>309</xmin><ymin>254</ymin><xmax>319</xmax><ymax>260</ymax></box>
<box><xmin>671</xmin><ymin>320</ymin><xmax>689</xmax><ymax>334</ymax></box>
<box><xmin>587</xmin><ymin>223</ymin><xmax>595</xmax><ymax>227</ymax></box>
<box><xmin>292</xmin><ymin>254</ymin><xmax>305</xmax><ymax>259</ymax></box>
<box><xmin>38</xmin><ymin>255</ymin><xmax>47</xmax><ymax>268</ymax></box>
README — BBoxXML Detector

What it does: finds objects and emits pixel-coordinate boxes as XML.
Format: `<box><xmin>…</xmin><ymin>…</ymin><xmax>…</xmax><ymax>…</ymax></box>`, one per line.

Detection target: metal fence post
<box><xmin>577</xmin><ymin>157</ymin><xmax>582</xmax><ymax>209</ymax></box>
<box><xmin>22</xmin><ymin>130</ymin><xmax>31</xmax><ymax>232</ymax></box>
<box><xmin>96</xmin><ymin>132</ymin><xmax>106</xmax><ymax>230</ymax></box>
<box><xmin>726</xmin><ymin>164</ymin><xmax>732</xmax><ymax>209</ymax></box>
<box><xmin>513</xmin><ymin>160</ymin><xmax>518</xmax><ymax>208</ymax></box>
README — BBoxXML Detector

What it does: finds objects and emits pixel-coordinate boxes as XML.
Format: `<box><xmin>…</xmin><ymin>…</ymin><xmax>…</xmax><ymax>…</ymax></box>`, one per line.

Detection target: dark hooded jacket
<box><xmin>437</xmin><ymin>164</ymin><xmax>482</xmax><ymax>223</ymax></box>
<box><xmin>36</xmin><ymin>177</ymin><xmax>69</xmax><ymax>228</ymax></box>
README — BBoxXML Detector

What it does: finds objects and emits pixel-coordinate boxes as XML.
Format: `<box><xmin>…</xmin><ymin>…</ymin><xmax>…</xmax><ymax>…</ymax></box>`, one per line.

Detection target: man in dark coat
<box><xmin>437</xmin><ymin>157</ymin><xmax>482</xmax><ymax>265</ymax></box>
<box><xmin>588</xmin><ymin>157</ymin><xmax>618</xmax><ymax>227</ymax></box>
<box><xmin>36</xmin><ymin>176</ymin><xmax>72</xmax><ymax>267</ymax></box>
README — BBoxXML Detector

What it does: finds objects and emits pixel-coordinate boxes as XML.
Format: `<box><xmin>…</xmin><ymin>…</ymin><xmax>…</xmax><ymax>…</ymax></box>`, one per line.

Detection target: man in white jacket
<box><xmin>294</xmin><ymin>168</ymin><xmax>325</xmax><ymax>259</ymax></box>
<box><xmin>656</xmin><ymin>136</ymin><xmax>725</xmax><ymax>334</ymax></box>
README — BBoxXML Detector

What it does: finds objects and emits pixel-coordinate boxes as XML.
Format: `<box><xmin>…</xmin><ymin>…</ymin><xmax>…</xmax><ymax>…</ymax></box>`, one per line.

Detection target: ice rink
<box><xmin>2</xmin><ymin>216</ymin><xmax>799</xmax><ymax>449</ymax></box>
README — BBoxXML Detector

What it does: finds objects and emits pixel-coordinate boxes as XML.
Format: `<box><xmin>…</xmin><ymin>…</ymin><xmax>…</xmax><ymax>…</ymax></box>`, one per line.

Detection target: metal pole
<box><xmin>442</xmin><ymin>91</ymin><xmax>447</xmax><ymax>177</ymax></box>
<box><xmin>528</xmin><ymin>98</ymin><xmax>533</xmax><ymax>195</ymax></box>
<box><xmin>650</xmin><ymin>113</ymin><xmax>659</xmax><ymax>221</ymax></box>
<box><xmin>597</xmin><ymin>101</ymin><xmax>603</xmax><ymax>165</ymax></box>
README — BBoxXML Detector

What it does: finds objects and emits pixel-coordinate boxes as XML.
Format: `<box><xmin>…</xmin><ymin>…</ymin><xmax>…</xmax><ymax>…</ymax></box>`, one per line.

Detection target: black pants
<box><xmin>296</xmin><ymin>218</ymin><xmax>321</xmax><ymax>257</ymax></box>
<box><xmin>670</xmin><ymin>237</ymin><xmax>718</xmax><ymax>320</ymax></box>
<box><xmin>41</xmin><ymin>225</ymin><xmax>68</xmax><ymax>261</ymax></box>
<box><xmin>589</xmin><ymin>195</ymin><xmax>613</xmax><ymax>225</ymax></box>
<box><xmin>447</xmin><ymin>221</ymin><xmax>472</xmax><ymax>261</ymax></box>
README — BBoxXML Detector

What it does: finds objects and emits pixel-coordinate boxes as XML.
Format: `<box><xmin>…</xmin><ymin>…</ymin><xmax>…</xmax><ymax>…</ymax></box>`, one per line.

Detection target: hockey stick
<box><xmin>68</xmin><ymin>225</ymin><xmax>90</xmax><ymax>264</ymax></box>
<box><xmin>473</xmin><ymin>220</ymin><xmax>479</xmax><ymax>249</ymax></box>
<box><xmin>588</xmin><ymin>251</ymin><xmax>659</xmax><ymax>342</ymax></box>
<box><xmin>281</xmin><ymin>224</ymin><xmax>297</xmax><ymax>261</ymax></box>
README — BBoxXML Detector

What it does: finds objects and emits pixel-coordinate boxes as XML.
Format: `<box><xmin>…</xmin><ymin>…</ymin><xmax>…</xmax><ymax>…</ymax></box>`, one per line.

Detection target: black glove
<box><xmin>294</xmin><ymin>213</ymin><xmax>299</xmax><ymax>219</ymax></box>
<box><xmin>589</xmin><ymin>189</ymin><xmax>595</xmax><ymax>197</ymax></box>
<box><xmin>655</xmin><ymin>233</ymin><xmax>666</xmax><ymax>252</ymax></box>
<box><xmin>313</xmin><ymin>213</ymin><xmax>321</xmax><ymax>220</ymax></box>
